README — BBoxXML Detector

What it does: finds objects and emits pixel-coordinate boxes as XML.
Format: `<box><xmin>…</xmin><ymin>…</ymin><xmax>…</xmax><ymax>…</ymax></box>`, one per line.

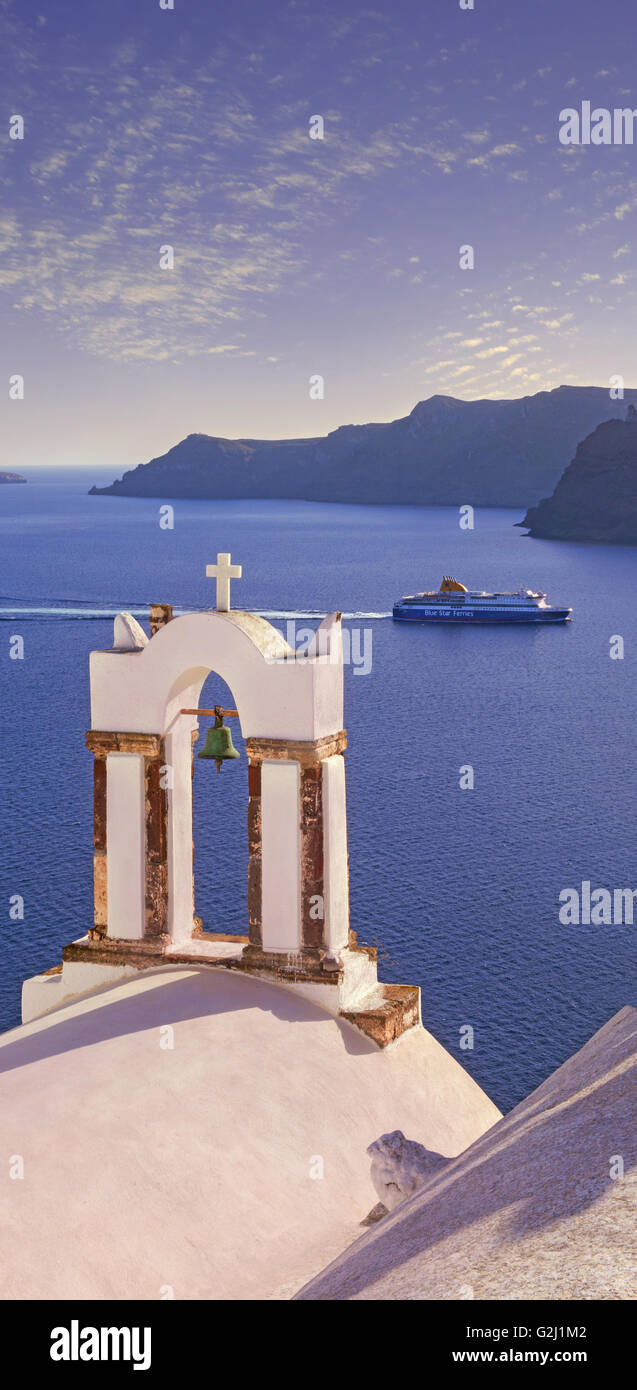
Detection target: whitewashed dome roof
<box><xmin>0</xmin><ymin>966</ymin><xmax>499</xmax><ymax>1301</ymax></box>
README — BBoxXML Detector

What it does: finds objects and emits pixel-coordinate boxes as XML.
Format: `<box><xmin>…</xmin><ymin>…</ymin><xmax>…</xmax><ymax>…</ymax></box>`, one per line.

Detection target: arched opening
<box><xmin>191</xmin><ymin>670</ymin><xmax>248</xmax><ymax>937</ymax></box>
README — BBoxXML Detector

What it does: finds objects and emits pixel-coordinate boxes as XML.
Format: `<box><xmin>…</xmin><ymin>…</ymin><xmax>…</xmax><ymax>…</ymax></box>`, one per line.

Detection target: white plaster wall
<box><xmin>89</xmin><ymin>610</ymin><xmax>344</xmax><ymax>741</ymax></box>
<box><xmin>21</xmin><ymin>972</ymin><xmax>64</xmax><ymax>1023</ymax></box>
<box><xmin>22</xmin><ymin>959</ymin><xmax>141</xmax><ymax>1024</ymax></box>
<box><xmin>310</xmin><ymin>612</ymin><xmax>345</xmax><ymax>738</ymax></box>
<box><xmin>322</xmin><ymin>755</ymin><xmax>350</xmax><ymax>953</ymax></box>
<box><xmin>261</xmin><ymin>761</ymin><xmax>301</xmax><ymax>952</ymax></box>
<box><xmin>106</xmin><ymin>753</ymin><xmax>145</xmax><ymax>939</ymax></box>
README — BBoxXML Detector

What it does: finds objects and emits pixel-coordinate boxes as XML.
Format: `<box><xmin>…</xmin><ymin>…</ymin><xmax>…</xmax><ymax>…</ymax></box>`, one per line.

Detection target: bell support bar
<box><xmin>180</xmin><ymin>706</ymin><xmax>239</xmax><ymax>717</ymax></box>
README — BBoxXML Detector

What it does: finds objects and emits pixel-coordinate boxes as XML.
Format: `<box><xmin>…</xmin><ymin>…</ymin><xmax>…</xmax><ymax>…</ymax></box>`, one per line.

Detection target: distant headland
<box><xmin>521</xmin><ymin>407</ymin><xmax>637</xmax><ymax>544</ymax></box>
<box><xmin>89</xmin><ymin>385</ymin><xmax>637</xmax><ymax>510</ymax></box>
<box><xmin>0</xmin><ymin>472</ymin><xmax>26</xmax><ymax>484</ymax></box>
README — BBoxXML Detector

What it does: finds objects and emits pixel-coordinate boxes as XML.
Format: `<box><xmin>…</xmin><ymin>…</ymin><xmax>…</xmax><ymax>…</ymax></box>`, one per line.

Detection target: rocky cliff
<box><xmin>521</xmin><ymin>411</ymin><xmax>637</xmax><ymax>543</ymax></box>
<box><xmin>89</xmin><ymin>385</ymin><xmax>637</xmax><ymax>508</ymax></box>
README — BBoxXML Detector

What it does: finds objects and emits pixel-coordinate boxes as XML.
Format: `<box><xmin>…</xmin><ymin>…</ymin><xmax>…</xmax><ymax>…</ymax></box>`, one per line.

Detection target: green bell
<box><xmin>197</xmin><ymin>711</ymin><xmax>240</xmax><ymax>773</ymax></box>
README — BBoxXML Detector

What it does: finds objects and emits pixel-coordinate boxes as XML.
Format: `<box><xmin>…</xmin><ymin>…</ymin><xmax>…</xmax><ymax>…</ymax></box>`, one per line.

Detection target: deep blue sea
<box><xmin>1</xmin><ymin>471</ymin><xmax>635</xmax><ymax>1111</ymax></box>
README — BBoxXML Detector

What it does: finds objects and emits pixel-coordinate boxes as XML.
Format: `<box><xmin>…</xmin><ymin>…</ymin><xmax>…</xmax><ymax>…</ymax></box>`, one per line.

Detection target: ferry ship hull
<box><xmin>392</xmin><ymin>576</ymin><xmax>572</xmax><ymax>624</ymax></box>
<box><xmin>393</xmin><ymin>605</ymin><xmax>572</xmax><ymax>624</ymax></box>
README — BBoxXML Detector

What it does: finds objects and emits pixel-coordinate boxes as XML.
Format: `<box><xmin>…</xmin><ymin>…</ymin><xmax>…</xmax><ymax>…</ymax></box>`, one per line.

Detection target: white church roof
<box><xmin>297</xmin><ymin>1006</ymin><xmax>637</xmax><ymax>1301</ymax></box>
<box><xmin>0</xmin><ymin>965</ymin><xmax>500</xmax><ymax>1301</ymax></box>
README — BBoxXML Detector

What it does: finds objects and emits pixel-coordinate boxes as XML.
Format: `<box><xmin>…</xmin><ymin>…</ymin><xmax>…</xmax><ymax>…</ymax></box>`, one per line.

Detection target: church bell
<box><xmin>197</xmin><ymin>710</ymin><xmax>240</xmax><ymax>773</ymax></box>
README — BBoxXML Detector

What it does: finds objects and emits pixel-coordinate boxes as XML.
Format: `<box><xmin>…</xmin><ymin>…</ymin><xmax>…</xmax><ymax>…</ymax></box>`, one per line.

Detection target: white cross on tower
<box><xmin>206</xmin><ymin>552</ymin><xmax>242</xmax><ymax>612</ymax></box>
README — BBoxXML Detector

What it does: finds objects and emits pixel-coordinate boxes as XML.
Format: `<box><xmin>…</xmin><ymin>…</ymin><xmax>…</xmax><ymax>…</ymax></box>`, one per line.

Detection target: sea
<box><xmin>1</xmin><ymin>470</ymin><xmax>635</xmax><ymax>1112</ymax></box>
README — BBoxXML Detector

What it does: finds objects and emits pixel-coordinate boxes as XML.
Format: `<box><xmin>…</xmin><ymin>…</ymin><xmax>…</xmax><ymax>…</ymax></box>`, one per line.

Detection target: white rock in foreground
<box><xmin>368</xmin><ymin>1130</ymin><xmax>448</xmax><ymax>1211</ymax></box>
<box><xmin>297</xmin><ymin>1006</ymin><xmax>637</xmax><ymax>1301</ymax></box>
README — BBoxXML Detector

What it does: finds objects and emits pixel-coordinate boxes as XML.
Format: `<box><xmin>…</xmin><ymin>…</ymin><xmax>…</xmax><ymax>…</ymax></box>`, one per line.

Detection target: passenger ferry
<box><xmin>392</xmin><ymin>576</ymin><xmax>572</xmax><ymax>624</ymax></box>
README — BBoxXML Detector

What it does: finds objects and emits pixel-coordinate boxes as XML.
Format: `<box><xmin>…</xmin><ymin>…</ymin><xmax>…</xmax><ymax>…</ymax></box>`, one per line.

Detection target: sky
<box><xmin>1</xmin><ymin>0</ymin><xmax>637</xmax><ymax>470</ymax></box>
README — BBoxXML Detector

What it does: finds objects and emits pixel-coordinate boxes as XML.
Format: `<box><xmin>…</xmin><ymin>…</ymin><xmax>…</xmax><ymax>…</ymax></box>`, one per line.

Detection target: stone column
<box><xmin>85</xmin><ymin>731</ymin><xmax>168</xmax><ymax>945</ymax></box>
<box><xmin>300</xmin><ymin>763</ymin><xmax>323</xmax><ymax>952</ymax></box>
<box><xmin>260</xmin><ymin>759</ymin><xmax>301</xmax><ymax>951</ymax></box>
<box><xmin>244</xmin><ymin>731</ymin><xmax>347</xmax><ymax>975</ymax></box>
<box><xmin>190</xmin><ymin>728</ymin><xmax>199</xmax><ymax>933</ymax></box>
<box><xmin>321</xmin><ymin>754</ymin><xmax>350</xmax><ymax>954</ymax></box>
<box><xmin>143</xmin><ymin>739</ymin><xmax>168</xmax><ymax>940</ymax></box>
<box><xmin>89</xmin><ymin>749</ymin><xmax>107</xmax><ymax>939</ymax></box>
<box><xmin>247</xmin><ymin>759</ymin><xmax>262</xmax><ymax>950</ymax></box>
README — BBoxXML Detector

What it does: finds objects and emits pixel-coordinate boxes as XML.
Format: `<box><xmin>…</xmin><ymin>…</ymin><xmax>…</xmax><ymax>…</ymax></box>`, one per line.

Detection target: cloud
<box><xmin>444</xmin><ymin>364</ymin><xmax>475</xmax><ymax>378</ymax></box>
<box><xmin>511</xmin><ymin>304</ymin><xmax>552</xmax><ymax>315</ymax></box>
<box><xmin>30</xmin><ymin>150</ymin><xmax>72</xmax><ymax>182</ymax></box>
<box><xmin>5</xmin><ymin>22</ymin><xmax>544</xmax><ymax>364</ymax></box>
<box><xmin>421</xmin><ymin>360</ymin><xmax>457</xmax><ymax>373</ymax></box>
<box><xmin>2</xmin><ymin>0</ymin><xmax>635</xmax><ymax>397</ymax></box>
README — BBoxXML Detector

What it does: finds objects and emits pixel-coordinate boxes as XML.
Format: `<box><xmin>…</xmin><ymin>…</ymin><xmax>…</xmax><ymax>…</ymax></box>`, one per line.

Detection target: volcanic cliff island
<box><xmin>0</xmin><ymin>472</ymin><xmax>26</xmax><ymax>483</ymax></box>
<box><xmin>89</xmin><ymin>386</ymin><xmax>637</xmax><ymax>509</ymax></box>
<box><xmin>521</xmin><ymin>407</ymin><xmax>637</xmax><ymax>544</ymax></box>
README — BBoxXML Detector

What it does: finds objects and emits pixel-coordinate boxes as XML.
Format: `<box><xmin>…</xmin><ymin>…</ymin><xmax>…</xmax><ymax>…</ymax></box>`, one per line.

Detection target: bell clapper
<box><xmin>213</xmin><ymin>707</ymin><xmax>223</xmax><ymax>774</ymax></box>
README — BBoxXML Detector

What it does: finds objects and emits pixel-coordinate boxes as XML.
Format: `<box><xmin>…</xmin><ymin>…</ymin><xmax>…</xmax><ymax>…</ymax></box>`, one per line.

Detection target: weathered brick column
<box><xmin>300</xmin><ymin>764</ymin><xmax>324</xmax><ymax>952</ymax></box>
<box><xmin>243</xmin><ymin>730</ymin><xmax>347</xmax><ymax>975</ymax></box>
<box><xmin>191</xmin><ymin>727</ymin><xmax>199</xmax><ymax>931</ymax></box>
<box><xmin>143</xmin><ymin>739</ymin><xmax>169</xmax><ymax>940</ymax></box>
<box><xmin>89</xmin><ymin>748</ymin><xmax>107</xmax><ymax>939</ymax></box>
<box><xmin>85</xmin><ymin>731</ymin><xmax>168</xmax><ymax>944</ymax></box>
<box><xmin>247</xmin><ymin>759</ymin><xmax>263</xmax><ymax>949</ymax></box>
